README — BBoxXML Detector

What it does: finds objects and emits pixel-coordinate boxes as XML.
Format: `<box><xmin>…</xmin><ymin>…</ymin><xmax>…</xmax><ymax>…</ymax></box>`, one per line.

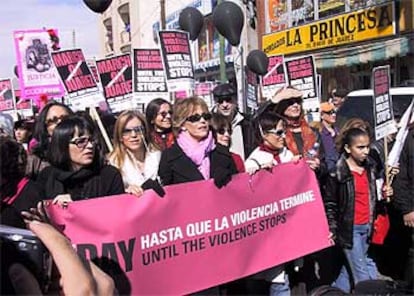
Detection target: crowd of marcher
<box><xmin>0</xmin><ymin>82</ymin><xmax>413</xmax><ymax>295</ymax></box>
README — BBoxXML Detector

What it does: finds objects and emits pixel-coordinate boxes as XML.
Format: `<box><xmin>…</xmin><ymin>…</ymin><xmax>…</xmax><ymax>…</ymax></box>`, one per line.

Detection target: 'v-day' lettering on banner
<box><xmin>47</xmin><ymin>160</ymin><xmax>331</xmax><ymax>295</ymax></box>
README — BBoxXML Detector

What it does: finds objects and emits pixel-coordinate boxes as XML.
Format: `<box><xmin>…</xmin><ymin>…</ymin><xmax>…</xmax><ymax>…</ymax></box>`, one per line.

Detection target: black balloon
<box><xmin>179</xmin><ymin>7</ymin><xmax>204</xmax><ymax>41</ymax></box>
<box><xmin>14</xmin><ymin>65</ymin><xmax>19</xmax><ymax>78</ymax></box>
<box><xmin>83</xmin><ymin>0</ymin><xmax>112</xmax><ymax>13</ymax></box>
<box><xmin>213</xmin><ymin>1</ymin><xmax>244</xmax><ymax>46</ymax></box>
<box><xmin>247</xmin><ymin>50</ymin><xmax>269</xmax><ymax>76</ymax></box>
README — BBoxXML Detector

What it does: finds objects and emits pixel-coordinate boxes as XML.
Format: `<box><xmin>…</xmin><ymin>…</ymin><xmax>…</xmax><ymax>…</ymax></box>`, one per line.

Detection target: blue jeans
<box><xmin>333</xmin><ymin>224</ymin><xmax>378</xmax><ymax>292</ymax></box>
<box><xmin>269</xmin><ymin>274</ymin><xmax>290</xmax><ymax>296</ymax></box>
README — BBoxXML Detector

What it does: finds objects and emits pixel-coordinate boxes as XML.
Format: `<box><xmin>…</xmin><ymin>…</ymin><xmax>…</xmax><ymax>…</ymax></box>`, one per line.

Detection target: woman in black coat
<box><xmin>158</xmin><ymin>96</ymin><xmax>237</xmax><ymax>188</ymax></box>
<box><xmin>37</xmin><ymin>115</ymin><xmax>124</xmax><ymax>204</ymax></box>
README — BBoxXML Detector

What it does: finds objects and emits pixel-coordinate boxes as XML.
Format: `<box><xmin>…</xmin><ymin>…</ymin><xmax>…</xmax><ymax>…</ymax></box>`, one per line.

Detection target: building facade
<box><xmin>259</xmin><ymin>0</ymin><xmax>414</xmax><ymax>99</ymax></box>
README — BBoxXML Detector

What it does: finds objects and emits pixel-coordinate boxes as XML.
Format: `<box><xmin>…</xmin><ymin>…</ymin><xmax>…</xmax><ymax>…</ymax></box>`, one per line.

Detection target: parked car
<box><xmin>336</xmin><ymin>87</ymin><xmax>414</xmax><ymax>130</ymax></box>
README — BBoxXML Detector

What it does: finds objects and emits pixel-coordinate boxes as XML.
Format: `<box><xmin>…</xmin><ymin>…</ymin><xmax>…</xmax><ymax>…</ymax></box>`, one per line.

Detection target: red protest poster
<box><xmin>0</xmin><ymin>78</ymin><xmax>15</xmax><ymax>112</ymax></box>
<box><xmin>96</xmin><ymin>54</ymin><xmax>133</xmax><ymax>113</ymax></box>
<box><xmin>158</xmin><ymin>30</ymin><xmax>194</xmax><ymax>92</ymax></box>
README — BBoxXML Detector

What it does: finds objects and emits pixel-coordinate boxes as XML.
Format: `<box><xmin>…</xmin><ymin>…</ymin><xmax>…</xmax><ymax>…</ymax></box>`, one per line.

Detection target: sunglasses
<box><xmin>217</xmin><ymin>128</ymin><xmax>232</xmax><ymax>135</ymax></box>
<box><xmin>158</xmin><ymin>110</ymin><xmax>172</xmax><ymax>118</ymax></box>
<box><xmin>122</xmin><ymin>126</ymin><xmax>145</xmax><ymax>136</ymax></box>
<box><xmin>323</xmin><ymin>110</ymin><xmax>336</xmax><ymax>115</ymax></box>
<box><xmin>186</xmin><ymin>112</ymin><xmax>212</xmax><ymax>123</ymax></box>
<box><xmin>216</xmin><ymin>97</ymin><xmax>234</xmax><ymax>104</ymax></box>
<box><xmin>46</xmin><ymin>115</ymin><xmax>68</xmax><ymax>127</ymax></box>
<box><xmin>266</xmin><ymin>129</ymin><xmax>285</xmax><ymax>137</ymax></box>
<box><xmin>286</xmin><ymin>97</ymin><xmax>303</xmax><ymax>106</ymax></box>
<box><xmin>69</xmin><ymin>136</ymin><xmax>96</xmax><ymax>149</ymax></box>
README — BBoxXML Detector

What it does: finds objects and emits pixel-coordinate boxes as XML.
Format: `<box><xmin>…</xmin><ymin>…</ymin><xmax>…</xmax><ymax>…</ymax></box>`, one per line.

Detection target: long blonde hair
<box><xmin>109</xmin><ymin>110</ymin><xmax>153</xmax><ymax>169</ymax></box>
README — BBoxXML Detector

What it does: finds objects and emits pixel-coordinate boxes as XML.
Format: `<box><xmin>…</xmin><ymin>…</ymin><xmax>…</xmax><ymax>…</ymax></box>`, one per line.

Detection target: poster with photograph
<box><xmin>52</xmin><ymin>49</ymin><xmax>104</xmax><ymax>111</ymax></box>
<box><xmin>372</xmin><ymin>65</ymin><xmax>395</xmax><ymax>140</ymax></box>
<box><xmin>13</xmin><ymin>29</ymin><xmax>65</xmax><ymax>100</ymax></box>
<box><xmin>96</xmin><ymin>54</ymin><xmax>133</xmax><ymax>113</ymax></box>
<box><xmin>158</xmin><ymin>30</ymin><xmax>194</xmax><ymax>92</ymax></box>
<box><xmin>262</xmin><ymin>55</ymin><xmax>286</xmax><ymax>99</ymax></box>
<box><xmin>133</xmin><ymin>48</ymin><xmax>169</xmax><ymax>106</ymax></box>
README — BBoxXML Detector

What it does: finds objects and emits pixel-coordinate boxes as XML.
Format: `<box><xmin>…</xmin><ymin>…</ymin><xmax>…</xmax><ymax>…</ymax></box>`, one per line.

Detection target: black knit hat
<box><xmin>213</xmin><ymin>83</ymin><xmax>236</xmax><ymax>101</ymax></box>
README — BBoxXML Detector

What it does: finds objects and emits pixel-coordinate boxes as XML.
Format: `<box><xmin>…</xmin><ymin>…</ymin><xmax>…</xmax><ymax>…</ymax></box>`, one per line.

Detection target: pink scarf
<box><xmin>176</xmin><ymin>131</ymin><xmax>216</xmax><ymax>180</ymax></box>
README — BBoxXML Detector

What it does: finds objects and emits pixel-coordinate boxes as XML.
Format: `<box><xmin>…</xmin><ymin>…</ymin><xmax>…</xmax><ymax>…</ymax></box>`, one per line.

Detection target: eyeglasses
<box><xmin>216</xmin><ymin>97</ymin><xmax>234</xmax><ymax>104</ymax></box>
<box><xmin>286</xmin><ymin>97</ymin><xmax>303</xmax><ymax>106</ymax></box>
<box><xmin>186</xmin><ymin>112</ymin><xmax>212</xmax><ymax>123</ymax></box>
<box><xmin>323</xmin><ymin>110</ymin><xmax>336</xmax><ymax>115</ymax></box>
<box><xmin>122</xmin><ymin>126</ymin><xmax>145</xmax><ymax>136</ymax></box>
<box><xmin>69</xmin><ymin>136</ymin><xmax>96</xmax><ymax>149</ymax></box>
<box><xmin>46</xmin><ymin>115</ymin><xmax>68</xmax><ymax>127</ymax></box>
<box><xmin>217</xmin><ymin>128</ymin><xmax>232</xmax><ymax>135</ymax></box>
<box><xmin>158</xmin><ymin>110</ymin><xmax>172</xmax><ymax>118</ymax></box>
<box><xmin>266</xmin><ymin>129</ymin><xmax>285</xmax><ymax>137</ymax></box>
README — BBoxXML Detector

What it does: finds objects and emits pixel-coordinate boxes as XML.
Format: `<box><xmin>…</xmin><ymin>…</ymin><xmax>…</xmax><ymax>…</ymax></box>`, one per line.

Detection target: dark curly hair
<box><xmin>0</xmin><ymin>136</ymin><xmax>27</xmax><ymax>199</ymax></box>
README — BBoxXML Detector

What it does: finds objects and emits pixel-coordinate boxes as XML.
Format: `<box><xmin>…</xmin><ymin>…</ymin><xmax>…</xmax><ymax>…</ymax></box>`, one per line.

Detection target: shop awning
<box><xmin>314</xmin><ymin>34</ymin><xmax>414</xmax><ymax>69</ymax></box>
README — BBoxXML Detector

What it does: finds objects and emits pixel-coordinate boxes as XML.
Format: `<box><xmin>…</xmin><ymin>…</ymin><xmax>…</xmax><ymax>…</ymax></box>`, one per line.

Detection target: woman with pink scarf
<box><xmin>159</xmin><ymin>96</ymin><xmax>237</xmax><ymax>189</ymax></box>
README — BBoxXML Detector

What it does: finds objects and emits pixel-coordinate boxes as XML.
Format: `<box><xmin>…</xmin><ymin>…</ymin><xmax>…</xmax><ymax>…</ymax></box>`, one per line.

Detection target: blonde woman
<box><xmin>108</xmin><ymin>110</ymin><xmax>161</xmax><ymax>196</ymax></box>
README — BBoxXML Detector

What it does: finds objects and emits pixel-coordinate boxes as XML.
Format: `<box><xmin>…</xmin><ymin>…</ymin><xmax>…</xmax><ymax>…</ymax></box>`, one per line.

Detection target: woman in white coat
<box><xmin>245</xmin><ymin>112</ymin><xmax>298</xmax><ymax>175</ymax></box>
<box><xmin>108</xmin><ymin>110</ymin><xmax>161</xmax><ymax>196</ymax></box>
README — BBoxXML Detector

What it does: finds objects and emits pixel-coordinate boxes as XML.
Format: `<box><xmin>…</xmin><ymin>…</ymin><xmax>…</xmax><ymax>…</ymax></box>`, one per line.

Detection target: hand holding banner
<box><xmin>48</xmin><ymin>160</ymin><xmax>331</xmax><ymax>295</ymax></box>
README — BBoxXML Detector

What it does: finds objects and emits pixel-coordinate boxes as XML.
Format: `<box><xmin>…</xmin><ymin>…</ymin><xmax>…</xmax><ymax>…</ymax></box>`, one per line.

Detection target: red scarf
<box><xmin>284</xmin><ymin>116</ymin><xmax>316</xmax><ymax>156</ymax></box>
<box><xmin>259</xmin><ymin>143</ymin><xmax>281</xmax><ymax>164</ymax></box>
<box><xmin>151</xmin><ymin>131</ymin><xmax>175</xmax><ymax>151</ymax></box>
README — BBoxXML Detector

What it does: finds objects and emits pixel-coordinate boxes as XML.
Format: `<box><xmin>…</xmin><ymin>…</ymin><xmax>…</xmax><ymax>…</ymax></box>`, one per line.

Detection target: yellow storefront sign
<box><xmin>262</xmin><ymin>3</ymin><xmax>395</xmax><ymax>56</ymax></box>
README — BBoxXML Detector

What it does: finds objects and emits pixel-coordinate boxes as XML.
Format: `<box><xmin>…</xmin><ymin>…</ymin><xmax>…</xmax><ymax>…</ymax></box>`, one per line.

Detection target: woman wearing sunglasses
<box><xmin>37</xmin><ymin>116</ymin><xmax>124</xmax><ymax>205</ymax></box>
<box><xmin>108</xmin><ymin>110</ymin><xmax>161</xmax><ymax>196</ymax></box>
<box><xmin>27</xmin><ymin>101</ymin><xmax>74</xmax><ymax>180</ymax></box>
<box><xmin>159</xmin><ymin>96</ymin><xmax>238</xmax><ymax>188</ymax></box>
<box><xmin>245</xmin><ymin>112</ymin><xmax>297</xmax><ymax>175</ymax></box>
<box><xmin>210</xmin><ymin>113</ymin><xmax>245</xmax><ymax>173</ymax></box>
<box><xmin>146</xmin><ymin>98</ymin><xmax>175</xmax><ymax>151</ymax></box>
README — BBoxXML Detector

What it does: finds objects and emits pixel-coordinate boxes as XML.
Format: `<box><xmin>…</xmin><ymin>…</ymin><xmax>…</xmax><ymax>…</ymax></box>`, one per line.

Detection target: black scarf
<box><xmin>46</xmin><ymin>167</ymin><xmax>99</xmax><ymax>201</ymax></box>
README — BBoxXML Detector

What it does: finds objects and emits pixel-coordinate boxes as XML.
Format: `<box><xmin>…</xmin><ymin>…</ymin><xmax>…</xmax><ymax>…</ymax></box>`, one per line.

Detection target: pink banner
<box><xmin>48</xmin><ymin>160</ymin><xmax>331</xmax><ymax>295</ymax></box>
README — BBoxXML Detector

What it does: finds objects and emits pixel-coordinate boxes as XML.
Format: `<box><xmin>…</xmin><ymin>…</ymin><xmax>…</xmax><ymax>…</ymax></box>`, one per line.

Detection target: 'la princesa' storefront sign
<box><xmin>262</xmin><ymin>2</ymin><xmax>395</xmax><ymax>56</ymax></box>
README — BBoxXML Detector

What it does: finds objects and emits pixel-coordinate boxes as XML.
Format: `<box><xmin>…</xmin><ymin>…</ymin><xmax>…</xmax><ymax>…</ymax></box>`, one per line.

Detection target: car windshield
<box><xmin>336</xmin><ymin>95</ymin><xmax>414</xmax><ymax>130</ymax></box>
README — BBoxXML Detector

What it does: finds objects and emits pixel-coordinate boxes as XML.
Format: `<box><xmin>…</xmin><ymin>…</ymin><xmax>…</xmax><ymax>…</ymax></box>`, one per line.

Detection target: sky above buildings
<box><xmin>0</xmin><ymin>0</ymin><xmax>100</xmax><ymax>79</ymax></box>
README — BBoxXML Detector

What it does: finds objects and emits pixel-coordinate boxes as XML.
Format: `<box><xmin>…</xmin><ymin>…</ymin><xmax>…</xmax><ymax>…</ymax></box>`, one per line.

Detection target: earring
<box><xmin>181</xmin><ymin>127</ymin><xmax>187</xmax><ymax>131</ymax></box>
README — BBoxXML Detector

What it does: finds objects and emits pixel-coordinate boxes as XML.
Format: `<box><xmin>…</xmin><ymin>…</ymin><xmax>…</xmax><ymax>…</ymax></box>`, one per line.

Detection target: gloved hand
<box><xmin>213</xmin><ymin>167</ymin><xmax>232</xmax><ymax>189</ymax></box>
<box><xmin>141</xmin><ymin>179</ymin><xmax>166</xmax><ymax>197</ymax></box>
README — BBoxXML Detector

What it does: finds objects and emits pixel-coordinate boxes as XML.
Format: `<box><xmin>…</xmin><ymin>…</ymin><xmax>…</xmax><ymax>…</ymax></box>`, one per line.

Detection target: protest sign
<box><xmin>372</xmin><ymin>65</ymin><xmax>396</xmax><ymax>140</ymax></box>
<box><xmin>0</xmin><ymin>78</ymin><xmax>15</xmax><ymax>112</ymax></box>
<box><xmin>51</xmin><ymin>49</ymin><xmax>104</xmax><ymax>111</ymax></box>
<box><xmin>387</xmin><ymin>99</ymin><xmax>414</xmax><ymax>167</ymax></box>
<box><xmin>262</xmin><ymin>55</ymin><xmax>286</xmax><ymax>99</ymax></box>
<box><xmin>96</xmin><ymin>54</ymin><xmax>133</xmax><ymax>113</ymax></box>
<box><xmin>246</xmin><ymin>68</ymin><xmax>258</xmax><ymax>113</ymax></box>
<box><xmin>285</xmin><ymin>55</ymin><xmax>319</xmax><ymax>121</ymax></box>
<box><xmin>132</xmin><ymin>48</ymin><xmax>168</xmax><ymax>106</ymax></box>
<box><xmin>195</xmin><ymin>82</ymin><xmax>215</xmax><ymax>108</ymax></box>
<box><xmin>158</xmin><ymin>30</ymin><xmax>195</xmax><ymax>92</ymax></box>
<box><xmin>48</xmin><ymin>160</ymin><xmax>331</xmax><ymax>295</ymax></box>
<box><xmin>13</xmin><ymin>29</ymin><xmax>65</xmax><ymax>100</ymax></box>
<box><xmin>14</xmin><ymin>90</ymin><xmax>33</xmax><ymax>118</ymax></box>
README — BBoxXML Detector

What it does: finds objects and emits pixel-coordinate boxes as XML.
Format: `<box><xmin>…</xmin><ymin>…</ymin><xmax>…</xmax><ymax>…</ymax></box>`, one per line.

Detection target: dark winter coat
<box><xmin>158</xmin><ymin>143</ymin><xmax>238</xmax><ymax>186</ymax></box>
<box><xmin>393</xmin><ymin>128</ymin><xmax>414</xmax><ymax>215</ymax></box>
<box><xmin>323</xmin><ymin>154</ymin><xmax>378</xmax><ymax>249</ymax></box>
<box><xmin>37</xmin><ymin>165</ymin><xmax>124</xmax><ymax>201</ymax></box>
